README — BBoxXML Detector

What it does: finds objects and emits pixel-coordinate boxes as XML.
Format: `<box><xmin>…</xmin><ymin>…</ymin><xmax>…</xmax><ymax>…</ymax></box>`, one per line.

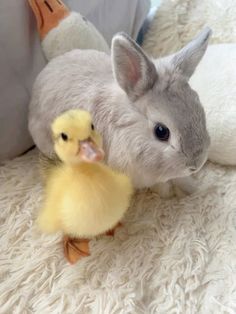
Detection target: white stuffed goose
<box><xmin>28</xmin><ymin>0</ymin><xmax>109</xmax><ymax>61</ymax></box>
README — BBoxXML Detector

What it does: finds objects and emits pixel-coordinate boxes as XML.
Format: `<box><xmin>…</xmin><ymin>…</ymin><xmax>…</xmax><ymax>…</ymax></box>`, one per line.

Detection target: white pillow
<box><xmin>190</xmin><ymin>44</ymin><xmax>236</xmax><ymax>166</ymax></box>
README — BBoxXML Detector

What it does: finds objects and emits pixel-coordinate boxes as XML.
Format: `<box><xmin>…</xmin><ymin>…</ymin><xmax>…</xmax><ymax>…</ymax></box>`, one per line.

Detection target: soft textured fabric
<box><xmin>0</xmin><ymin>0</ymin><xmax>45</xmax><ymax>161</ymax></box>
<box><xmin>1</xmin><ymin>149</ymin><xmax>236</xmax><ymax>313</ymax></box>
<box><xmin>0</xmin><ymin>0</ymin><xmax>150</xmax><ymax>161</ymax></box>
<box><xmin>142</xmin><ymin>0</ymin><xmax>236</xmax><ymax>56</ymax></box>
<box><xmin>190</xmin><ymin>44</ymin><xmax>236</xmax><ymax>165</ymax></box>
<box><xmin>67</xmin><ymin>0</ymin><xmax>151</xmax><ymax>46</ymax></box>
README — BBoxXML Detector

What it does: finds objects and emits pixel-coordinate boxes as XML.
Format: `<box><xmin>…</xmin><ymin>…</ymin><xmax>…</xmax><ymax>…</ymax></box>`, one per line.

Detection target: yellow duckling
<box><xmin>38</xmin><ymin>109</ymin><xmax>133</xmax><ymax>264</ymax></box>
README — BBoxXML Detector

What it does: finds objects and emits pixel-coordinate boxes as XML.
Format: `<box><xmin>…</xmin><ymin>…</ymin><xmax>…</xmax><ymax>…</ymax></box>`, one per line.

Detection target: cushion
<box><xmin>190</xmin><ymin>44</ymin><xmax>236</xmax><ymax>165</ymax></box>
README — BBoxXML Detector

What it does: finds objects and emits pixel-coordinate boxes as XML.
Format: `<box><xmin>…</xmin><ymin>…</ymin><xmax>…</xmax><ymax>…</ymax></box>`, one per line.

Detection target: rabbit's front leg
<box><xmin>172</xmin><ymin>176</ymin><xmax>198</xmax><ymax>197</ymax></box>
<box><xmin>151</xmin><ymin>181</ymin><xmax>175</xmax><ymax>199</ymax></box>
<box><xmin>151</xmin><ymin>176</ymin><xmax>197</xmax><ymax>198</ymax></box>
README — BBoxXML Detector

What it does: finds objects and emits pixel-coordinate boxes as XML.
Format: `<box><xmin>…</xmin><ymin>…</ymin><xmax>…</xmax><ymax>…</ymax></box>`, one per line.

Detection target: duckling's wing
<box><xmin>39</xmin><ymin>152</ymin><xmax>62</xmax><ymax>183</ymax></box>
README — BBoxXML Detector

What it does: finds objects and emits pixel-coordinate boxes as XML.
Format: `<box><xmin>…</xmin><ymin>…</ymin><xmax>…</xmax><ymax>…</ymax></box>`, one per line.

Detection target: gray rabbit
<box><xmin>29</xmin><ymin>28</ymin><xmax>211</xmax><ymax>193</ymax></box>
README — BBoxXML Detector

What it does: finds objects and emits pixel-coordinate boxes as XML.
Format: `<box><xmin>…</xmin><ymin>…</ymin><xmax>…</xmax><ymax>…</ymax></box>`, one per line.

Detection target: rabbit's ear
<box><xmin>111</xmin><ymin>33</ymin><xmax>157</xmax><ymax>101</ymax></box>
<box><xmin>171</xmin><ymin>27</ymin><xmax>212</xmax><ymax>79</ymax></box>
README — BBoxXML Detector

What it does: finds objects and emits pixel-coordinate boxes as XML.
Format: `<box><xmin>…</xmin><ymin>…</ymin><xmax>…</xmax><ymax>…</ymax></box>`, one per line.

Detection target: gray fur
<box><xmin>28</xmin><ymin>28</ymin><xmax>211</xmax><ymax>189</ymax></box>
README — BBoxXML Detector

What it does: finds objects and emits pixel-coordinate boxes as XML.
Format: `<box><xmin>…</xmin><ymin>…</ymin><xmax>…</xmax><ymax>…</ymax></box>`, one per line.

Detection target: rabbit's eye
<box><xmin>154</xmin><ymin>123</ymin><xmax>170</xmax><ymax>141</ymax></box>
<box><xmin>91</xmin><ymin>123</ymin><xmax>95</xmax><ymax>130</ymax></box>
<box><xmin>61</xmin><ymin>133</ymin><xmax>68</xmax><ymax>141</ymax></box>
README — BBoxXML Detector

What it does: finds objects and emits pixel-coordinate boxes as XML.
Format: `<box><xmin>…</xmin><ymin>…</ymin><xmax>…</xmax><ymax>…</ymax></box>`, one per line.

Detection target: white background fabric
<box><xmin>1</xmin><ymin>148</ymin><xmax>236</xmax><ymax>313</ymax></box>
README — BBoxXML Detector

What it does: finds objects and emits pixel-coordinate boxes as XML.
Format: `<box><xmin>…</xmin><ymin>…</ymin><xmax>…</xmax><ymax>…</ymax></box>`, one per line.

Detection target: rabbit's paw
<box><xmin>151</xmin><ymin>181</ymin><xmax>175</xmax><ymax>199</ymax></box>
<box><xmin>151</xmin><ymin>176</ymin><xmax>198</xmax><ymax>199</ymax></box>
<box><xmin>172</xmin><ymin>176</ymin><xmax>198</xmax><ymax>197</ymax></box>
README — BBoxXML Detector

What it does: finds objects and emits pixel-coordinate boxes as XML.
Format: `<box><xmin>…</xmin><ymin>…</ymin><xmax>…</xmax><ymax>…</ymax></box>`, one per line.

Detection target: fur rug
<box><xmin>1</xmin><ymin>150</ymin><xmax>236</xmax><ymax>313</ymax></box>
<box><xmin>1</xmin><ymin>1</ymin><xmax>236</xmax><ymax>313</ymax></box>
<box><xmin>143</xmin><ymin>0</ymin><xmax>236</xmax><ymax>56</ymax></box>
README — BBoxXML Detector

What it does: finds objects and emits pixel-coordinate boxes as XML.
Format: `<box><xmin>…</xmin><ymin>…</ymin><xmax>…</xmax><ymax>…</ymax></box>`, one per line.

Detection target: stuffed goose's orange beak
<box><xmin>79</xmin><ymin>139</ymin><xmax>104</xmax><ymax>162</ymax></box>
<box><xmin>28</xmin><ymin>0</ymin><xmax>70</xmax><ymax>39</ymax></box>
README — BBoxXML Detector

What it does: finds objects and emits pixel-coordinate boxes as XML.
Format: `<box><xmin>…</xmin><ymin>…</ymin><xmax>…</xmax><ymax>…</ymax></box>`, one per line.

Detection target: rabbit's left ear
<box><xmin>171</xmin><ymin>27</ymin><xmax>212</xmax><ymax>79</ymax></box>
<box><xmin>111</xmin><ymin>32</ymin><xmax>157</xmax><ymax>101</ymax></box>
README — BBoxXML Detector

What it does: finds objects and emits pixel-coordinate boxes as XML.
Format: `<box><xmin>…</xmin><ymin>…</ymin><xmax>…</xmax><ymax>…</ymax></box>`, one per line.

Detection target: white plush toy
<box><xmin>190</xmin><ymin>44</ymin><xmax>236</xmax><ymax>166</ymax></box>
<box><xmin>28</xmin><ymin>0</ymin><xmax>109</xmax><ymax>61</ymax></box>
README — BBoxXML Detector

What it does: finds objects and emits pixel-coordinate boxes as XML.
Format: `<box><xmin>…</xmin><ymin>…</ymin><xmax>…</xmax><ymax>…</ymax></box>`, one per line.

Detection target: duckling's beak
<box><xmin>79</xmin><ymin>139</ymin><xmax>104</xmax><ymax>162</ymax></box>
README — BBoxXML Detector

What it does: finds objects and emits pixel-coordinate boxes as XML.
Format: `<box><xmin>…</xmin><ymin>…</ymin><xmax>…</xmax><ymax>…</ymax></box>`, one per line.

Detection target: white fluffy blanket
<box><xmin>1</xmin><ymin>1</ymin><xmax>236</xmax><ymax>313</ymax></box>
<box><xmin>1</xmin><ymin>150</ymin><xmax>236</xmax><ymax>313</ymax></box>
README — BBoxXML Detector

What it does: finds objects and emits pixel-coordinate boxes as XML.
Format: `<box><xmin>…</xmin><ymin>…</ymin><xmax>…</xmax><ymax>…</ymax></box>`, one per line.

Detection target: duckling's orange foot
<box><xmin>105</xmin><ymin>222</ymin><xmax>122</xmax><ymax>236</ymax></box>
<box><xmin>28</xmin><ymin>0</ymin><xmax>70</xmax><ymax>39</ymax></box>
<box><xmin>63</xmin><ymin>236</ymin><xmax>90</xmax><ymax>264</ymax></box>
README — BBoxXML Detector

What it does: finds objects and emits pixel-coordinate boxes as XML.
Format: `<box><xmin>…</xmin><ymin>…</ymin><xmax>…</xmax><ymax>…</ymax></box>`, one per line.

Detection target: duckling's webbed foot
<box><xmin>105</xmin><ymin>222</ymin><xmax>122</xmax><ymax>236</ymax></box>
<box><xmin>63</xmin><ymin>236</ymin><xmax>90</xmax><ymax>264</ymax></box>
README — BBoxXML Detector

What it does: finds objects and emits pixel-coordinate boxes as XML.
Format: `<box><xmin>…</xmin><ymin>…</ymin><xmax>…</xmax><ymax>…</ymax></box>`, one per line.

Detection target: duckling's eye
<box><xmin>91</xmin><ymin>124</ymin><xmax>95</xmax><ymax>130</ymax></box>
<box><xmin>61</xmin><ymin>133</ymin><xmax>68</xmax><ymax>141</ymax></box>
